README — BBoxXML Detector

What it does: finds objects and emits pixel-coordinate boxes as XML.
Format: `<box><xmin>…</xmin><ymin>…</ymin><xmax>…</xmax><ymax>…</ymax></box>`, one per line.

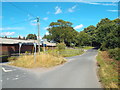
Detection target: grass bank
<box><xmin>96</xmin><ymin>51</ymin><xmax>119</xmax><ymax>88</ymax></box>
<box><xmin>9</xmin><ymin>53</ymin><xmax>66</xmax><ymax>68</ymax></box>
<box><xmin>82</xmin><ymin>46</ymin><xmax>93</xmax><ymax>50</ymax></box>
<box><xmin>75</xmin><ymin>46</ymin><xmax>93</xmax><ymax>50</ymax></box>
<box><xmin>47</xmin><ymin>48</ymin><xmax>84</xmax><ymax>57</ymax></box>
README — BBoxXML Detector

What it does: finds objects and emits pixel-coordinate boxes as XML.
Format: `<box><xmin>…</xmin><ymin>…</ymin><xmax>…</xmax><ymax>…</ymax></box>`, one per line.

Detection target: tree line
<box><xmin>43</xmin><ymin>18</ymin><xmax>119</xmax><ymax>50</ymax></box>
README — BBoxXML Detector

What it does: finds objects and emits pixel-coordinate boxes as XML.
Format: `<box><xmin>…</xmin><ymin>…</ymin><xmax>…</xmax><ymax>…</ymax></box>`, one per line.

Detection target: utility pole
<box><xmin>37</xmin><ymin>17</ymin><xmax>40</xmax><ymax>54</ymax></box>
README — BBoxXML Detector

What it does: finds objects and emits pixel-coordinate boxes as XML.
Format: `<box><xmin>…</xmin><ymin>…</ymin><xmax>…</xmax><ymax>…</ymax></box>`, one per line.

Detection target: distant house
<box><xmin>0</xmin><ymin>38</ymin><xmax>56</xmax><ymax>55</ymax></box>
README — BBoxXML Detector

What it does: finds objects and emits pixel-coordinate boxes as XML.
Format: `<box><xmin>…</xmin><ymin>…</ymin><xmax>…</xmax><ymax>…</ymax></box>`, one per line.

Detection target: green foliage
<box><xmin>8</xmin><ymin>57</ymin><xmax>17</xmax><ymax>61</ymax></box>
<box><xmin>76</xmin><ymin>31</ymin><xmax>91</xmax><ymax>46</ymax></box>
<box><xmin>57</xmin><ymin>43</ymin><xmax>66</xmax><ymax>50</ymax></box>
<box><xmin>40</xmin><ymin>47</ymin><xmax>43</xmax><ymax>51</ymax></box>
<box><xmin>47</xmin><ymin>48</ymin><xmax>84</xmax><ymax>57</ymax></box>
<box><xmin>26</xmin><ymin>34</ymin><xmax>37</xmax><ymax>40</ymax></box>
<box><xmin>108</xmin><ymin>48</ymin><xmax>120</xmax><ymax>61</ymax></box>
<box><xmin>43</xmin><ymin>19</ymin><xmax>78</xmax><ymax>46</ymax></box>
<box><xmin>43</xmin><ymin>18</ymin><xmax>119</xmax><ymax>60</ymax></box>
<box><xmin>84</xmin><ymin>18</ymin><xmax>120</xmax><ymax>50</ymax></box>
<box><xmin>59</xmin><ymin>49</ymin><xmax>84</xmax><ymax>57</ymax></box>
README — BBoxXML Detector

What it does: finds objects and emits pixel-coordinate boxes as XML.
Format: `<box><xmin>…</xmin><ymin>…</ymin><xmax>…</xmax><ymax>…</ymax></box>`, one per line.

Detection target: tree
<box><xmin>76</xmin><ymin>31</ymin><xmax>91</xmax><ymax>46</ymax></box>
<box><xmin>83</xmin><ymin>18</ymin><xmax>120</xmax><ymax>50</ymax></box>
<box><xmin>5</xmin><ymin>36</ymin><xmax>7</xmax><ymax>38</ymax></box>
<box><xmin>43</xmin><ymin>19</ymin><xmax>79</xmax><ymax>46</ymax></box>
<box><xmin>18</xmin><ymin>36</ymin><xmax>21</xmax><ymax>39</ymax></box>
<box><xmin>26</xmin><ymin>34</ymin><xmax>37</xmax><ymax>40</ymax></box>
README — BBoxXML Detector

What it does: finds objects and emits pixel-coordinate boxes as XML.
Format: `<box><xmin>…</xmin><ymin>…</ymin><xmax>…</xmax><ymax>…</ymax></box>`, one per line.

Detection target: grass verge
<box><xmin>8</xmin><ymin>48</ymin><xmax>84</xmax><ymax>68</ymax></box>
<box><xmin>47</xmin><ymin>48</ymin><xmax>84</xmax><ymax>57</ymax></box>
<box><xmin>82</xmin><ymin>46</ymin><xmax>93</xmax><ymax>50</ymax></box>
<box><xmin>9</xmin><ymin>53</ymin><xmax>66</xmax><ymax>68</ymax></box>
<box><xmin>96</xmin><ymin>51</ymin><xmax>119</xmax><ymax>88</ymax></box>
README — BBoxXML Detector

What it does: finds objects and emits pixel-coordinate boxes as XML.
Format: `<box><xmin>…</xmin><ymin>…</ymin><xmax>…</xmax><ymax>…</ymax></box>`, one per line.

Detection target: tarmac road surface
<box><xmin>1</xmin><ymin>48</ymin><xmax>101</xmax><ymax>88</ymax></box>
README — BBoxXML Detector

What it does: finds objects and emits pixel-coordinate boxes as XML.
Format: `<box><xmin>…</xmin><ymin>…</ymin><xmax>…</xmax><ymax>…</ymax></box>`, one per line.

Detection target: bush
<box><xmin>108</xmin><ymin>48</ymin><xmax>120</xmax><ymax>60</ymax></box>
<box><xmin>40</xmin><ymin>47</ymin><xmax>43</xmax><ymax>51</ymax></box>
<box><xmin>57</xmin><ymin>43</ymin><xmax>66</xmax><ymax>50</ymax></box>
<box><xmin>8</xmin><ymin>57</ymin><xmax>17</xmax><ymax>61</ymax></box>
<box><xmin>100</xmin><ymin>42</ymin><xmax>107</xmax><ymax>51</ymax></box>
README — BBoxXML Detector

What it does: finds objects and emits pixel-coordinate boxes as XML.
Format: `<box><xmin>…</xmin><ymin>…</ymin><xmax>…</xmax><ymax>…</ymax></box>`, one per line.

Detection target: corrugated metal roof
<box><xmin>0</xmin><ymin>38</ymin><xmax>56</xmax><ymax>46</ymax></box>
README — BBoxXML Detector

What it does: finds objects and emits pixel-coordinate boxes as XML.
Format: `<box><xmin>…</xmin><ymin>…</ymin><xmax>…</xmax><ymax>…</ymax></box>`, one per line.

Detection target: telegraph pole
<box><xmin>37</xmin><ymin>17</ymin><xmax>40</xmax><ymax>54</ymax></box>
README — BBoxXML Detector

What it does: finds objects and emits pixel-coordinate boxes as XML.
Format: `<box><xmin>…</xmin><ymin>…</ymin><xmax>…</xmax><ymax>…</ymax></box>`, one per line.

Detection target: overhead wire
<box><xmin>2</xmin><ymin>0</ymin><xmax>37</xmax><ymax>27</ymax></box>
<box><xmin>3</xmin><ymin>0</ymin><xmax>36</xmax><ymax>17</ymax></box>
<box><xmin>3</xmin><ymin>18</ymin><xmax>36</xmax><ymax>27</ymax></box>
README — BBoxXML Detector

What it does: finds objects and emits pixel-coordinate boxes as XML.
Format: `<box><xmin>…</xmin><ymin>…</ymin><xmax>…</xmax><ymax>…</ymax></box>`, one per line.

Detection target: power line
<box><xmin>2</xmin><ymin>0</ymin><xmax>37</xmax><ymax>26</ymax></box>
<box><xmin>4</xmin><ymin>0</ymin><xmax>35</xmax><ymax>17</ymax></box>
<box><xmin>3</xmin><ymin>18</ymin><xmax>36</xmax><ymax>27</ymax></box>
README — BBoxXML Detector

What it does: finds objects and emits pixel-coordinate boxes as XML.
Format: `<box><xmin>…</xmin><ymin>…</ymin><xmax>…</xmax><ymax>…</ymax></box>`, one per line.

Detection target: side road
<box><xmin>2</xmin><ymin>48</ymin><xmax>101</xmax><ymax>88</ymax></box>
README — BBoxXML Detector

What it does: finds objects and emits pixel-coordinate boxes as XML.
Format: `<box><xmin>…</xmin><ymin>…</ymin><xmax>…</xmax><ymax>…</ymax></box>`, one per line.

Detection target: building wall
<box><xmin>1</xmin><ymin>44</ymin><xmax>56</xmax><ymax>55</ymax></box>
<box><xmin>1</xmin><ymin>44</ymin><xmax>35</xmax><ymax>55</ymax></box>
<box><xmin>2</xmin><ymin>44</ymin><xmax>16</xmax><ymax>55</ymax></box>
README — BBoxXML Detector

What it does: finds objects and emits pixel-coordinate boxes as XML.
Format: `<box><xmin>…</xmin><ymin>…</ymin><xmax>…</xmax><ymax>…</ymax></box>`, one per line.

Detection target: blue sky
<box><xmin>1</xmin><ymin>1</ymin><xmax>118</xmax><ymax>38</ymax></box>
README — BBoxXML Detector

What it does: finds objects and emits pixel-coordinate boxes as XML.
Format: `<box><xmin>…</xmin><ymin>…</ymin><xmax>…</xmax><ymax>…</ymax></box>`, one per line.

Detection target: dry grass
<box><xmin>96</xmin><ymin>51</ymin><xmax>119</xmax><ymax>88</ymax></box>
<box><xmin>9</xmin><ymin>53</ymin><xmax>66</xmax><ymax>68</ymax></box>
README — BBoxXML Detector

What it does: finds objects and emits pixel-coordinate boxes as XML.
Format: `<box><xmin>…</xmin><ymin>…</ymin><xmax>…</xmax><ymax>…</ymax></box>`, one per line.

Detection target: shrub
<box><xmin>8</xmin><ymin>56</ymin><xmax>17</xmax><ymax>61</ymax></box>
<box><xmin>108</xmin><ymin>48</ymin><xmax>120</xmax><ymax>60</ymax></box>
<box><xmin>57</xmin><ymin>43</ymin><xmax>66</xmax><ymax>50</ymax></box>
<box><xmin>100</xmin><ymin>42</ymin><xmax>107</xmax><ymax>51</ymax></box>
<box><xmin>70</xmin><ymin>43</ymin><xmax>75</xmax><ymax>48</ymax></box>
<box><xmin>40</xmin><ymin>47</ymin><xmax>43</xmax><ymax>51</ymax></box>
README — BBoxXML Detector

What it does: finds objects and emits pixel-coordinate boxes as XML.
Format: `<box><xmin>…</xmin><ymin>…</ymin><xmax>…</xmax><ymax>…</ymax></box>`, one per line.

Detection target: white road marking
<box><xmin>2</xmin><ymin>67</ymin><xmax>12</xmax><ymax>72</ymax></box>
<box><xmin>12</xmin><ymin>78</ymin><xmax>19</xmax><ymax>80</ymax></box>
<box><xmin>1</xmin><ymin>80</ymin><xmax>2</xmax><ymax>82</ymax></box>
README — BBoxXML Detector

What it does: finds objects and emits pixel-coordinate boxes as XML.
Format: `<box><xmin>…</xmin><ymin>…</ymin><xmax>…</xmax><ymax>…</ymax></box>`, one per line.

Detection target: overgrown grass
<box><xmin>96</xmin><ymin>51</ymin><xmax>119</xmax><ymax>88</ymax></box>
<box><xmin>47</xmin><ymin>48</ymin><xmax>84</xmax><ymax>57</ymax></box>
<box><xmin>8</xmin><ymin>48</ymin><xmax>84</xmax><ymax>68</ymax></box>
<box><xmin>9</xmin><ymin>53</ymin><xmax>66</xmax><ymax>68</ymax></box>
<box><xmin>82</xmin><ymin>46</ymin><xmax>93</xmax><ymax>50</ymax></box>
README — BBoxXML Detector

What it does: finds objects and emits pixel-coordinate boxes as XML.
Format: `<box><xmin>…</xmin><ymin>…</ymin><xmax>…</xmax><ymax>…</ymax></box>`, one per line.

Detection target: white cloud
<box><xmin>37</xmin><ymin>36</ymin><xmax>42</xmax><ymax>39</ymax></box>
<box><xmin>43</xmin><ymin>17</ymin><xmax>48</xmax><ymax>20</ymax></box>
<box><xmin>0</xmin><ymin>27</ymin><xmax>25</xmax><ymax>30</ymax></box>
<box><xmin>74</xmin><ymin>24</ymin><xmax>84</xmax><ymax>29</ymax></box>
<box><xmin>44</xmin><ymin>26</ymin><xmax>49</xmax><ymax>30</ymax></box>
<box><xmin>0</xmin><ymin>32</ymin><xmax>15</xmax><ymax>36</ymax></box>
<box><xmin>68</xmin><ymin>5</ymin><xmax>77</xmax><ymax>12</ymax></box>
<box><xmin>18</xmin><ymin>35</ymin><xmax>23</xmax><ymax>38</ymax></box>
<box><xmin>107</xmin><ymin>10</ymin><xmax>119</xmax><ymax>12</ymax></box>
<box><xmin>30</xmin><ymin>20</ymin><xmax>37</xmax><ymax>26</ymax></box>
<box><xmin>45</xmin><ymin>32</ymin><xmax>49</xmax><ymax>35</ymax></box>
<box><xmin>55</xmin><ymin>6</ymin><xmax>62</xmax><ymax>14</ymax></box>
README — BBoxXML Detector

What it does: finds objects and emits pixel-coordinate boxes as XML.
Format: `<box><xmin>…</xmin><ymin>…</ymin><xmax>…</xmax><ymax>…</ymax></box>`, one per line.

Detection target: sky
<box><xmin>0</xmin><ymin>1</ymin><xmax>119</xmax><ymax>38</ymax></box>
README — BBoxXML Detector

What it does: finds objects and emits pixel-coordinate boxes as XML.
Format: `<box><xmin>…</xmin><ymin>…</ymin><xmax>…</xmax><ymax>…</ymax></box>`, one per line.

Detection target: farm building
<box><xmin>0</xmin><ymin>38</ymin><xmax>56</xmax><ymax>56</ymax></box>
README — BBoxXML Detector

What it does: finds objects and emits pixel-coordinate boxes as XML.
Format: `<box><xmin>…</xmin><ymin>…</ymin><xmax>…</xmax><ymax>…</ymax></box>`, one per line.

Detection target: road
<box><xmin>1</xmin><ymin>48</ymin><xmax>101</xmax><ymax>88</ymax></box>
